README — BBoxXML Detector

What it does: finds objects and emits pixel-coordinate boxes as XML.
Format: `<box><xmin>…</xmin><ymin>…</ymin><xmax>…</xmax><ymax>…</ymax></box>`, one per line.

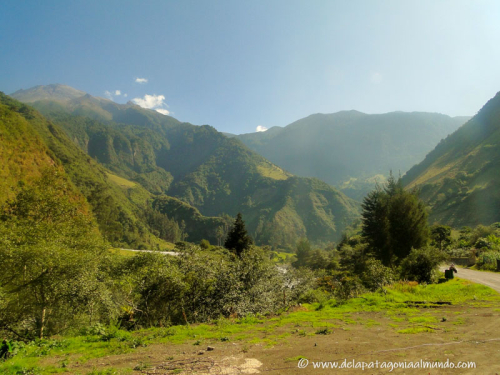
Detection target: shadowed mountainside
<box><xmin>229</xmin><ymin>111</ymin><xmax>469</xmax><ymax>200</ymax></box>
<box><xmin>403</xmin><ymin>91</ymin><xmax>500</xmax><ymax>227</ymax></box>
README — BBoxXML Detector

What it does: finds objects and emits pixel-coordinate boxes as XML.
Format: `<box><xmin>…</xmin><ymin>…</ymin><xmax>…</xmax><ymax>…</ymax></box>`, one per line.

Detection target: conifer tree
<box><xmin>361</xmin><ymin>174</ymin><xmax>429</xmax><ymax>266</ymax></box>
<box><xmin>224</xmin><ymin>213</ymin><xmax>253</xmax><ymax>257</ymax></box>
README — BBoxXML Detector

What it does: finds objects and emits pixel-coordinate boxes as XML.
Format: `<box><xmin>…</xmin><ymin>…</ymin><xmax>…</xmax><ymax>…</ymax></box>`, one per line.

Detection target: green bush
<box><xmin>333</xmin><ymin>276</ymin><xmax>364</xmax><ymax>301</ymax></box>
<box><xmin>199</xmin><ymin>239</ymin><xmax>211</xmax><ymax>249</ymax></box>
<box><xmin>360</xmin><ymin>258</ymin><xmax>395</xmax><ymax>291</ymax></box>
<box><xmin>400</xmin><ymin>247</ymin><xmax>447</xmax><ymax>283</ymax></box>
<box><xmin>475</xmin><ymin>237</ymin><xmax>491</xmax><ymax>249</ymax></box>
<box><xmin>476</xmin><ymin>251</ymin><xmax>500</xmax><ymax>271</ymax></box>
<box><xmin>297</xmin><ymin>288</ymin><xmax>329</xmax><ymax>304</ymax></box>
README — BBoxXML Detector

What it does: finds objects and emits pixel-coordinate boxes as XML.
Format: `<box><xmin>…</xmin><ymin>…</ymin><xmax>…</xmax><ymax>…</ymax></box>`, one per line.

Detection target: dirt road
<box><xmin>441</xmin><ymin>266</ymin><xmax>500</xmax><ymax>293</ymax></box>
<box><xmin>120</xmin><ymin>248</ymin><xmax>179</xmax><ymax>256</ymax></box>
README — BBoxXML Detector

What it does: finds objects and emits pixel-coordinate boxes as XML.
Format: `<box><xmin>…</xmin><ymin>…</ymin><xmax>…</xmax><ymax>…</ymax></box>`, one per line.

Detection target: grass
<box><xmin>106</xmin><ymin>172</ymin><xmax>136</xmax><ymax>189</ymax></box>
<box><xmin>1</xmin><ymin>279</ymin><xmax>499</xmax><ymax>374</ymax></box>
<box><xmin>256</xmin><ymin>163</ymin><xmax>289</xmax><ymax>180</ymax></box>
<box><xmin>271</xmin><ymin>251</ymin><xmax>296</xmax><ymax>263</ymax></box>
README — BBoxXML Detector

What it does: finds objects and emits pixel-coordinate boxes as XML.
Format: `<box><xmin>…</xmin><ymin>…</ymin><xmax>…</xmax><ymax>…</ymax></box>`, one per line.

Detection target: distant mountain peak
<box><xmin>11</xmin><ymin>84</ymin><xmax>86</xmax><ymax>103</ymax></box>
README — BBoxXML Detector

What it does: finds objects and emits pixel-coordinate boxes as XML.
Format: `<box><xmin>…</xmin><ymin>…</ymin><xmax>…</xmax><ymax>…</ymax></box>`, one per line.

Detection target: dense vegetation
<box><xmin>0</xmin><ymin>172</ymin><xmax>449</xmax><ymax>347</ymax></box>
<box><xmin>403</xmin><ymin>90</ymin><xmax>500</xmax><ymax>227</ymax></box>
<box><xmin>230</xmin><ymin>111</ymin><xmax>468</xmax><ymax>200</ymax></box>
<box><xmin>443</xmin><ymin>223</ymin><xmax>500</xmax><ymax>271</ymax></box>
<box><xmin>0</xmin><ymin>171</ymin><xmax>316</xmax><ymax>341</ymax></box>
<box><xmin>0</xmin><ymin>92</ymin><xmax>178</xmax><ymax>249</ymax></box>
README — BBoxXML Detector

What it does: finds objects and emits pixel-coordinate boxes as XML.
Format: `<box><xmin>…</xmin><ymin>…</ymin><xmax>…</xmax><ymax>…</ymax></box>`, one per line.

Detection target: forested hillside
<box><xmin>230</xmin><ymin>111</ymin><xmax>468</xmax><ymax>200</ymax></box>
<box><xmin>0</xmin><ymin>93</ymin><xmax>206</xmax><ymax>248</ymax></box>
<box><xmin>9</xmin><ymin>85</ymin><xmax>360</xmax><ymax>249</ymax></box>
<box><xmin>402</xmin><ymin>91</ymin><xmax>500</xmax><ymax>227</ymax></box>
<box><xmin>0</xmin><ymin>96</ymin><xmax>61</xmax><ymax>206</ymax></box>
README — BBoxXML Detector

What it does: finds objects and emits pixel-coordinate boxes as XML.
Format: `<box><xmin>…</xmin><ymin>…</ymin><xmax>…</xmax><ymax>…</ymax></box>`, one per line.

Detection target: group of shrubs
<box><xmin>289</xmin><ymin>234</ymin><xmax>446</xmax><ymax>304</ymax></box>
<box><xmin>441</xmin><ymin>223</ymin><xmax>500</xmax><ymax>270</ymax></box>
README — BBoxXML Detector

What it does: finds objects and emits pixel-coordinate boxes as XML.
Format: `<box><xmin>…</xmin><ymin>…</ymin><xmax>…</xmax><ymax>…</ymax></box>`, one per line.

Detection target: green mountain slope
<box><xmin>0</xmin><ymin>92</ymin><xmax>190</xmax><ymax>248</ymax></box>
<box><xmin>0</xmin><ymin>94</ymin><xmax>78</xmax><ymax>206</ymax></box>
<box><xmin>402</xmin><ymin>91</ymin><xmax>500</xmax><ymax>227</ymax></box>
<box><xmin>232</xmin><ymin>111</ymin><xmax>469</xmax><ymax>200</ymax></box>
<box><xmin>12</xmin><ymin>84</ymin><xmax>360</xmax><ymax>249</ymax></box>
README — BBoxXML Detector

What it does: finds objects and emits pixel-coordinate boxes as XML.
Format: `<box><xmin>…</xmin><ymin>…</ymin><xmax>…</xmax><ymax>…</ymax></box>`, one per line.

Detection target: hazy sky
<box><xmin>2</xmin><ymin>0</ymin><xmax>500</xmax><ymax>133</ymax></box>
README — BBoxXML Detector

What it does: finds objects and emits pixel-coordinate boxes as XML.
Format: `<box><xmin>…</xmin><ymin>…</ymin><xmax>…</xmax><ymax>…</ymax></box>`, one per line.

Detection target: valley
<box><xmin>2</xmin><ymin>84</ymin><xmax>500</xmax><ymax>374</ymax></box>
<box><xmin>2</xmin><ymin>3</ymin><xmax>500</xmax><ymax>373</ymax></box>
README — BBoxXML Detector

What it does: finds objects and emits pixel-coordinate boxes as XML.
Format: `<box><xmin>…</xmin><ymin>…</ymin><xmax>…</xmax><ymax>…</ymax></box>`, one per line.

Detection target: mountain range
<box><xmin>6</xmin><ymin>83</ymin><xmax>499</xmax><ymax>248</ymax></box>
<box><xmin>6</xmin><ymin>85</ymin><xmax>360</xmax><ymax>249</ymax></box>
<box><xmin>228</xmin><ymin>111</ymin><xmax>469</xmax><ymax>200</ymax></box>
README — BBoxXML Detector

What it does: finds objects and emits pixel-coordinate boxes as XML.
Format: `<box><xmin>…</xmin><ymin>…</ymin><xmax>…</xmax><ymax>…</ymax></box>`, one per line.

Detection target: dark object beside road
<box><xmin>445</xmin><ymin>264</ymin><xmax>458</xmax><ymax>280</ymax></box>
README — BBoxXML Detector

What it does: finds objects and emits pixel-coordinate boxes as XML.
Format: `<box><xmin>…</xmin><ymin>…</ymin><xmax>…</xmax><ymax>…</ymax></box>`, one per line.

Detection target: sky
<box><xmin>1</xmin><ymin>0</ymin><xmax>500</xmax><ymax>134</ymax></box>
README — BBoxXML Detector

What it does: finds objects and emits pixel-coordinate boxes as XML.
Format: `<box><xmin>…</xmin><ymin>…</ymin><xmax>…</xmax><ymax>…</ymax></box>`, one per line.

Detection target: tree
<box><xmin>224</xmin><ymin>213</ymin><xmax>253</xmax><ymax>257</ymax></box>
<box><xmin>292</xmin><ymin>238</ymin><xmax>333</xmax><ymax>270</ymax></box>
<box><xmin>361</xmin><ymin>174</ymin><xmax>429</xmax><ymax>266</ymax></box>
<box><xmin>215</xmin><ymin>226</ymin><xmax>225</xmax><ymax>247</ymax></box>
<box><xmin>0</xmin><ymin>170</ymin><xmax>112</xmax><ymax>339</ymax></box>
<box><xmin>430</xmin><ymin>224</ymin><xmax>452</xmax><ymax>250</ymax></box>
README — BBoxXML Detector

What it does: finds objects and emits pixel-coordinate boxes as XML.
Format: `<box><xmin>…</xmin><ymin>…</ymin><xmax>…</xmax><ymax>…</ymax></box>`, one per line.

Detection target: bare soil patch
<box><xmin>72</xmin><ymin>303</ymin><xmax>500</xmax><ymax>375</ymax></box>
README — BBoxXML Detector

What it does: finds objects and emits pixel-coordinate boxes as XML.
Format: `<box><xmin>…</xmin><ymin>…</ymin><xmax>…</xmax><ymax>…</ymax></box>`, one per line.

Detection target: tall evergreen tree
<box><xmin>224</xmin><ymin>213</ymin><xmax>253</xmax><ymax>257</ymax></box>
<box><xmin>361</xmin><ymin>174</ymin><xmax>429</xmax><ymax>266</ymax></box>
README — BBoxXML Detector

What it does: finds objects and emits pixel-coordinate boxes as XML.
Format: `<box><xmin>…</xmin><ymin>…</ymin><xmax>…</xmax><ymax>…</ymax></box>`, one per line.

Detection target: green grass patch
<box><xmin>271</xmin><ymin>251</ymin><xmax>296</xmax><ymax>263</ymax></box>
<box><xmin>408</xmin><ymin>315</ymin><xmax>439</xmax><ymax>324</ymax></box>
<box><xmin>365</xmin><ymin>319</ymin><xmax>381</xmax><ymax>327</ymax></box>
<box><xmin>256</xmin><ymin>163</ymin><xmax>290</xmax><ymax>180</ymax></box>
<box><xmin>397</xmin><ymin>326</ymin><xmax>436</xmax><ymax>334</ymax></box>
<box><xmin>286</xmin><ymin>355</ymin><xmax>307</xmax><ymax>362</ymax></box>
<box><xmin>106</xmin><ymin>172</ymin><xmax>136</xmax><ymax>189</ymax></box>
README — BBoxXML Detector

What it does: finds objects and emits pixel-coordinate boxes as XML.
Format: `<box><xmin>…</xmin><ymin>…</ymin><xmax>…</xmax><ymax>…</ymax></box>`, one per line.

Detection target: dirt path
<box><xmin>440</xmin><ymin>266</ymin><xmax>500</xmax><ymax>293</ymax></box>
<box><xmin>120</xmin><ymin>248</ymin><xmax>179</xmax><ymax>256</ymax></box>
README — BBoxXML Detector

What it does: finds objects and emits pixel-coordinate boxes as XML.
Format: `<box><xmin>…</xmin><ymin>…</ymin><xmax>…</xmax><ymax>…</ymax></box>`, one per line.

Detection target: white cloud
<box><xmin>132</xmin><ymin>93</ymin><xmax>170</xmax><ymax>115</ymax></box>
<box><xmin>123</xmin><ymin>93</ymin><xmax>128</xmax><ymax>97</ymax></box>
<box><xmin>256</xmin><ymin>125</ymin><xmax>268</xmax><ymax>132</ymax></box>
<box><xmin>132</xmin><ymin>94</ymin><xmax>166</xmax><ymax>109</ymax></box>
<box><xmin>104</xmin><ymin>89</ymin><xmax>126</xmax><ymax>101</ymax></box>
<box><xmin>370</xmin><ymin>72</ymin><xmax>383</xmax><ymax>84</ymax></box>
<box><xmin>155</xmin><ymin>108</ymin><xmax>170</xmax><ymax>116</ymax></box>
<box><xmin>135</xmin><ymin>77</ymin><xmax>148</xmax><ymax>84</ymax></box>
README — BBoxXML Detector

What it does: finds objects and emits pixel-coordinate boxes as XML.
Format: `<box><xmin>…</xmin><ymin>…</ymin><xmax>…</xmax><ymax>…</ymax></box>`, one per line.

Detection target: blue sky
<box><xmin>1</xmin><ymin>0</ymin><xmax>500</xmax><ymax>134</ymax></box>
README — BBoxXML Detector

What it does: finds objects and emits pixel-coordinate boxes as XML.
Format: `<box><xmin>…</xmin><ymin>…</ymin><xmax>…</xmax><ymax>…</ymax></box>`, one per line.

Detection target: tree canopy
<box><xmin>361</xmin><ymin>174</ymin><xmax>429</xmax><ymax>266</ymax></box>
